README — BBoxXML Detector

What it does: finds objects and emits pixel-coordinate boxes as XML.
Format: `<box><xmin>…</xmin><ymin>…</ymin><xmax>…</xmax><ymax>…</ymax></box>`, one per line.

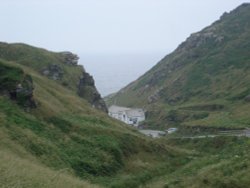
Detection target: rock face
<box><xmin>41</xmin><ymin>64</ymin><xmax>64</xmax><ymax>80</ymax></box>
<box><xmin>0</xmin><ymin>42</ymin><xmax>107</xmax><ymax>113</ymax></box>
<box><xmin>0</xmin><ymin>63</ymin><xmax>36</xmax><ymax>109</ymax></box>
<box><xmin>78</xmin><ymin>72</ymin><xmax>108</xmax><ymax>112</ymax></box>
<box><xmin>245</xmin><ymin>95</ymin><xmax>250</xmax><ymax>102</ymax></box>
<box><xmin>60</xmin><ymin>52</ymin><xmax>79</xmax><ymax>66</ymax></box>
<box><xmin>10</xmin><ymin>75</ymin><xmax>36</xmax><ymax>109</ymax></box>
<box><xmin>177</xmin><ymin>26</ymin><xmax>224</xmax><ymax>53</ymax></box>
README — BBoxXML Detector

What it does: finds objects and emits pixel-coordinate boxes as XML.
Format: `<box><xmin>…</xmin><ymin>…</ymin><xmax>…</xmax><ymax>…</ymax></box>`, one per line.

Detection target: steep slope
<box><xmin>0</xmin><ymin>44</ymin><xmax>187</xmax><ymax>187</ymax></box>
<box><xmin>0</xmin><ymin>42</ymin><xmax>107</xmax><ymax>112</ymax></box>
<box><xmin>107</xmin><ymin>3</ymin><xmax>250</xmax><ymax>130</ymax></box>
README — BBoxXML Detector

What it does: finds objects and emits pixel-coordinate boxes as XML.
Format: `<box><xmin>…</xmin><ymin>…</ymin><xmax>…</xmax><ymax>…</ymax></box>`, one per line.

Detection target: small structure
<box><xmin>139</xmin><ymin>130</ymin><xmax>166</xmax><ymax>138</ymax></box>
<box><xmin>166</xmin><ymin>128</ymin><xmax>178</xmax><ymax>134</ymax></box>
<box><xmin>108</xmin><ymin>105</ymin><xmax>145</xmax><ymax>127</ymax></box>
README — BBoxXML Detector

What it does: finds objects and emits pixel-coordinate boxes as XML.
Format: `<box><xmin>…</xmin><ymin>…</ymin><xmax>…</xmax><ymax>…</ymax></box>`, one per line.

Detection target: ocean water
<box><xmin>80</xmin><ymin>52</ymin><xmax>166</xmax><ymax>97</ymax></box>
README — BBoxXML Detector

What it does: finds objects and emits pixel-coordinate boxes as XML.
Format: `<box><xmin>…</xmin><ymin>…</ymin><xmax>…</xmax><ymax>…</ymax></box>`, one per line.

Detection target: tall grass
<box><xmin>0</xmin><ymin>150</ymin><xmax>100</xmax><ymax>188</ymax></box>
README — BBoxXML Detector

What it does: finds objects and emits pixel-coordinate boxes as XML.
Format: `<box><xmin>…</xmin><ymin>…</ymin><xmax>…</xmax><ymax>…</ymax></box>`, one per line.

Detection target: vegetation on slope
<box><xmin>106</xmin><ymin>3</ymin><xmax>250</xmax><ymax>130</ymax></box>
<box><xmin>0</xmin><ymin>60</ymin><xmax>36</xmax><ymax>109</ymax></box>
<box><xmin>0</xmin><ymin>150</ymin><xmax>100</xmax><ymax>188</ymax></box>
<box><xmin>1</xmin><ymin>4</ymin><xmax>250</xmax><ymax>188</ymax></box>
<box><xmin>0</xmin><ymin>42</ymin><xmax>107</xmax><ymax>111</ymax></box>
<box><xmin>0</xmin><ymin>42</ymin><xmax>79</xmax><ymax>91</ymax></box>
<box><xmin>146</xmin><ymin>136</ymin><xmax>250</xmax><ymax>188</ymax></box>
<box><xmin>0</xmin><ymin>53</ymin><xmax>186</xmax><ymax>187</ymax></box>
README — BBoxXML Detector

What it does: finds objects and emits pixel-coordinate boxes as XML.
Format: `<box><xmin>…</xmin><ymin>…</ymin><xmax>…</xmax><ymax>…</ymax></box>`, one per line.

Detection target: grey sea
<box><xmin>80</xmin><ymin>52</ymin><xmax>166</xmax><ymax>97</ymax></box>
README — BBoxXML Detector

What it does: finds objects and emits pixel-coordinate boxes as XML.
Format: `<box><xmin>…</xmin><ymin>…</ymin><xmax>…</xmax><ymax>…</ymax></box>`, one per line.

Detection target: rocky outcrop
<box><xmin>0</xmin><ymin>43</ymin><xmax>107</xmax><ymax>113</ymax></box>
<box><xmin>60</xmin><ymin>52</ymin><xmax>79</xmax><ymax>66</ymax></box>
<box><xmin>9</xmin><ymin>75</ymin><xmax>36</xmax><ymax>109</ymax></box>
<box><xmin>245</xmin><ymin>95</ymin><xmax>250</xmax><ymax>102</ymax></box>
<box><xmin>78</xmin><ymin>72</ymin><xmax>108</xmax><ymax>112</ymax></box>
<box><xmin>41</xmin><ymin>64</ymin><xmax>64</xmax><ymax>80</ymax></box>
<box><xmin>39</xmin><ymin>50</ymin><xmax>107</xmax><ymax>112</ymax></box>
<box><xmin>147</xmin><ymin>88</ymin><xmax>162</xmax><ymax>103</ymax></box>
<box><xmin>178</xmin><ymin>26</ymin><xmax>224</xmax><ymax>52</ymax></box>
<box><xmin>0</xmin><ymin>63</ymin><xmax>36</xmax><ymax>109</ymax></box>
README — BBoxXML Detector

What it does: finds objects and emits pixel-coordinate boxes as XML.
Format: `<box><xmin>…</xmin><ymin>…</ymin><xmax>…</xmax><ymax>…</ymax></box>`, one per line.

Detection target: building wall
<box><xmin>108</xmin><ymin>111</ymin><xmax>145</xmax><ymax>127</ymax></box>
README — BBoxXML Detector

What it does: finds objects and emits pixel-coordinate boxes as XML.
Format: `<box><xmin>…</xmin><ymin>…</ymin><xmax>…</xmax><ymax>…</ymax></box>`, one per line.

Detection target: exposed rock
<box><xmin>148</xmin><ymin>94</ymin><xmax>158</xmax><ymax>104</ymax></box>
<box><xmin>38</xmin><ymin>52</ymin><xmax>107</xmax><ymax>112</ymax></box>
<box><xmin>78</xmin><ymin>72</ymin><xmax>107</xmax><ymax>112</ymax></box>
<box><xmin>9</xmin><ymin>76</ymin><xmax>36</xmax><ymax>109</ymax></box>
<box><xmin>177</xmin><ymin>26</ymin><xmax>224</xmax><ymax>53</ymax></box>
<box><xmin>245</xmin><ymin>95</ymin><xmax>250</xmax><ymax>102</ymax></box>
<box><xmin>0</xmin><ymin>63</ymin><xmax>36</xmax><ymax>109</ymax></box>
<box><xmin>147</xmin><ymin>88</ymin><xmax>162</xmax><ymax>103</ymax></box>
<box><xmin>41</xmin><ymin>64</ymin><xmax>64</xmax><ymax>80</ymax></box>
<box><xmin>60</xmin><ymin>51</ymin><xmax>79</xmax><ymax>66</ymax></box>
<box><xmin>78</xmin><ymin>72</ymin><xmax>95</xmax><ymax>87</ymax></box>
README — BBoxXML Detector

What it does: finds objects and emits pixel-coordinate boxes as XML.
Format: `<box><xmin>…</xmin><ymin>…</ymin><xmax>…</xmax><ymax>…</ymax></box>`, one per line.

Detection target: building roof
<box><xmin>108</xmin><ymin>105</ymin><xmax>130</xmax><ymax>113</ymax></box>
<box><xmin>125</xmin><ymin>109</ymin><xmax>144</xmax><ymax>118</ymax></box>
<box><xmin>109</xmin><ymin>105</ymin><xmax>144</xmax><ymax>118</ymax></box>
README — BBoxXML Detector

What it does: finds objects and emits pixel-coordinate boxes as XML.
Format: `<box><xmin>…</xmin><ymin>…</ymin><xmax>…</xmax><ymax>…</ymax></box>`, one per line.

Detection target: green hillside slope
<box><xmin>146</xmin><ymin>136</ymin><xmax>250</xmax><ymax>188</ymax></box>
<box><xmin>106</xmin><ymin>3</ymin><xmax>250</xmax><ymax>130</ymax></box>
<box><xmin>0</xmin><ymin>42</ymin><xmax>107</xmax><ymax>112</ymax></box>
<box><xmin>1</xmin><ymin>4</ymin><xmax>250</xmax><ymax>188</ymax></box>
<box><xmin>0</xmin><ymin>44</ymin><xmax>187</xmax><ymax>187</ymax></box>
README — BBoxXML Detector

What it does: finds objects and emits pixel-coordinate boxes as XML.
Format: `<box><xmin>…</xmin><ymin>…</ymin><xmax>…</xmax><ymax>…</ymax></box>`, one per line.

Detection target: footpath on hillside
<box><xmin>139</xmin><ymin>128</ymin><xmax>250</xmax><ymax>139</ymax></box>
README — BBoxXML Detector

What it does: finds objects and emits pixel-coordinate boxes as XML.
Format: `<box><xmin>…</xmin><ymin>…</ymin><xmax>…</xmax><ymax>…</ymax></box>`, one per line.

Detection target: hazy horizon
<box><xmin>81</xmin><ymin>51</ymin><xmax>167</xmax><ymax>96</ymax></box>
<box><xmin>1</xmin><ymin>0</ymin><xmax>249</xmax><ymax>95</ymax></box>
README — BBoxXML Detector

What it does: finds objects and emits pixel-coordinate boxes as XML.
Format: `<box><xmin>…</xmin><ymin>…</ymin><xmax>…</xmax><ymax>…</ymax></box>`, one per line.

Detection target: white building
<box><xmin>108</xmin><ymin>105</ymin><xmax>145</xmax><ymax>127</ymax></box>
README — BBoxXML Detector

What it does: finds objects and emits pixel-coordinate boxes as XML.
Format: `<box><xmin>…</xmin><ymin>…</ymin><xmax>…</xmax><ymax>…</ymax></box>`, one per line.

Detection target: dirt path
<box><xmin>170</xmin><ymin>129</ymin><xmax>250</xmax><ymax>139</ymax></box>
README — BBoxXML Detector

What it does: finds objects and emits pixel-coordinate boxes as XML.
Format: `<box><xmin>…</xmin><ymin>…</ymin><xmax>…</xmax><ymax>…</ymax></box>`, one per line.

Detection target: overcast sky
<box><xmin>1</xmin><ymin>0</ymin><xmax>249</xmax><ymax>55</ymax></box>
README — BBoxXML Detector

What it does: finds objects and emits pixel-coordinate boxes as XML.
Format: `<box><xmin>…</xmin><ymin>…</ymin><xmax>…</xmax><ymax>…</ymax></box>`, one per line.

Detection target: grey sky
<box><xmin>1</xmin><ymin>0</ymin><xmax>249</xmax><ymax>54</ymax></box>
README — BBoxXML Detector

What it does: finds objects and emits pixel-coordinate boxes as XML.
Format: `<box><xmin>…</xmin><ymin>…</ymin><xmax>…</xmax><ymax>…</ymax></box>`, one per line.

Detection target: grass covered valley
<box><xmin>0</xmin><ymin>3</ymin><xmax>250</xmax><ymax>188</ymax></box>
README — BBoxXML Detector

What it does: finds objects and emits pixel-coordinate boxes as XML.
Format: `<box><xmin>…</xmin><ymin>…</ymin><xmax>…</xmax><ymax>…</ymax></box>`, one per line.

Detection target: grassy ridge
<box><xmin>0</xmin><ymin>42</ymin><xmax>83</xmax><ymax>92</ymax></box>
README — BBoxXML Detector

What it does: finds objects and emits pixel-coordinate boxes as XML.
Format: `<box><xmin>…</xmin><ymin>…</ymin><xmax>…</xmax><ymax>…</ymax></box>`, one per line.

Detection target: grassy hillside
<box><xmin>0</xmin><ymin>42</ymin><xmax>107</xmax><ymax>111</ymax></box>
<box><xmin>0</xmin><ymin>150</ymin><xmax>100</xmax><ymax>188</ymax></box>
<box><xmin>1</xmin><ymin>4</ymin><xmax>250</xmax><ymax>187</ymax></box>
<box><xmin>146</xmin><ymin>136</ymin><xmax>250</xmax><ymax>188</ymax></box>
<box><xmin>4</xmin><ymin>43</ymin><xmax>248</xmax><ymax>188</ymax></box>
<box><xmin>0</xmin><ymin>48</ymin><xmax>187</xmax><ymax>187</ymax></box>
<box><xmin>106</xmin><ymin>3</ymin><xmax>250</xmax><ymax>130</ymax></box>
<box><xmin>0</xmin><ymin>42</ymin><xmax>81</xmax><ymax>91</ymax></box>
